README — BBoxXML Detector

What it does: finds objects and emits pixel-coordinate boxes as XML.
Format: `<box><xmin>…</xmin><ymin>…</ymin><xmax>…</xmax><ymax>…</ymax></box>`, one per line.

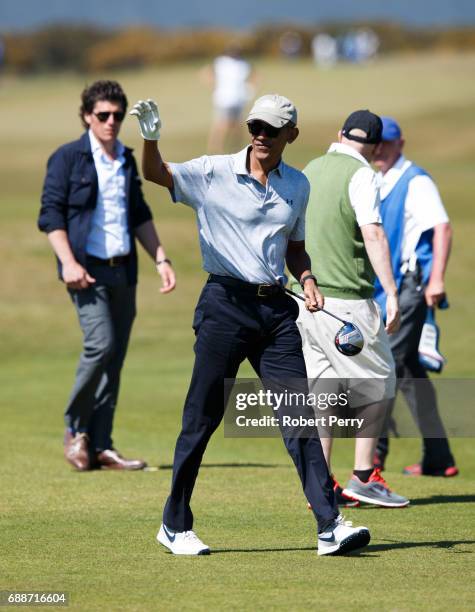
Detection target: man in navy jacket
<box><xmin>38</xmin><ymin>80</ymin><xmax>176</xmax><ymax>471</ymax></box>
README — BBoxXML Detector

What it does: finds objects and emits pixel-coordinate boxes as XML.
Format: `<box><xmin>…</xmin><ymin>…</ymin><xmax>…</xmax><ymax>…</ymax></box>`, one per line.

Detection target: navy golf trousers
<box><xmin>162</xmin><ymin>277</ymin><xmax>338</xmax><ymax>533</ymax></box>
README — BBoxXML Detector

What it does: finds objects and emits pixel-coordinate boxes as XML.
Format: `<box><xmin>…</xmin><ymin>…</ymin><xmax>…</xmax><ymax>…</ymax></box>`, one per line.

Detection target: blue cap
<box><xmin>381</xmin><ymin>116</ymin><xmax>402</xmax><ymax>141</ymax></box>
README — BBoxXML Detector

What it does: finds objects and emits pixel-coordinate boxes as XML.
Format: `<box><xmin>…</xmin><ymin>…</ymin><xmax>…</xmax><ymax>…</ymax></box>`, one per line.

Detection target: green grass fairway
<box><xmin>1</xmin><ymin>53</ymin><xmax>474</xmax><ymax>611</ymax></box>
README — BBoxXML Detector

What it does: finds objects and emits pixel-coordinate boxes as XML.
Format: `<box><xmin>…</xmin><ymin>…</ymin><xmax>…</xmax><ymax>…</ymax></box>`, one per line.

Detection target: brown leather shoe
<box><xmin>96</xmin><ymin>448</ymin><xmax>147</xmax><ymax>471</ymax></box>
<box><xmin>64</xmin><ymin>431</ymin><xmax>90</xmax><ymax>471</ymax></box>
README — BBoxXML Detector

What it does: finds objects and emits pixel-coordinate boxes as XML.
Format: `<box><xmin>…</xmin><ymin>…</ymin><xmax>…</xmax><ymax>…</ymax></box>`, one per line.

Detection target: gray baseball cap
<box><xmin>246</xmin><ymin>94</ymin><xmax>297</xmax><ymax>128</ymax></box>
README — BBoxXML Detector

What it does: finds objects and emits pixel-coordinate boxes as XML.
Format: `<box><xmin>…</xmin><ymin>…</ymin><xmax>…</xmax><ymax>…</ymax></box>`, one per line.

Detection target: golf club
<box><xmin>284</xmin><ymin>287</ymin><xmax>365</xmax><ymax>356</ymax></box>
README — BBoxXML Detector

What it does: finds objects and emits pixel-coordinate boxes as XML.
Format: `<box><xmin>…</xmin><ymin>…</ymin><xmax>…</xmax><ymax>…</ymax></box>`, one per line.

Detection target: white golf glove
<box><xmin>129</xmin><ymin>99</ymin><xmax>162</xmax><ymax>140</ymax></box>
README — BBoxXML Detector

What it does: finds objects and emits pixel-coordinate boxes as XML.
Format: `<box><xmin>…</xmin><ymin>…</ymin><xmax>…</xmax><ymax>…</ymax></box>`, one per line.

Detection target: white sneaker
<box><xmin>318</xmin><ymin>515</ymin><xmax>370</xmax><ymax>556</ymax></box>
<box><xmin>157</xmin><ymin>524</ymin><xmax>210</xmax><ymax>555</ymax></box>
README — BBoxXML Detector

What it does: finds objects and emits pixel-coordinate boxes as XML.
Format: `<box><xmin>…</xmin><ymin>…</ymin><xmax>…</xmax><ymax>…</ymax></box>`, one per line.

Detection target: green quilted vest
<box><xmin>296</xmin><ymin>151</ymin><xmax>375</xmax><ymax>299</ymax></box>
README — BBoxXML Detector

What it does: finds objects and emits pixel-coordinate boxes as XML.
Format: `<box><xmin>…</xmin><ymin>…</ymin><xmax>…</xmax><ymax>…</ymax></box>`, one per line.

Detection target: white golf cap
<box><xmin>246</xmin><ymin>94</ymin><xmax>297</xmax><ymax>128</ymax></box>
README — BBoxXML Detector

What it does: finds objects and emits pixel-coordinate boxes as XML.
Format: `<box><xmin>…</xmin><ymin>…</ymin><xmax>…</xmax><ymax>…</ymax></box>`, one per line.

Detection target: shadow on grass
<box><xmin>210</xmin><ymin>539</ymin><xmax>475</xmax><ymax>556</ymax></box>
<box><xmin>353</xmin><ymin>494</ymin><xmax>475</xmax><ymax>509</ymax></box>
<box><xmin>362</xmin><ymin>539</ymin><xmax>475</xmax><ymax>555</ymax></box>
<box><xmin>158</xmin><ymin>462</ymin><xmax>290</xmax><ymax>470</ymax></box>
<box><xmin>209</xmin><ymin>546</ymin><xmax>316</xmax><ymax>554</ymax></box>
<box><xmin>408</xmin><ymin>494</ymin><xmax>475</xmax><ymax>506</ymax></box>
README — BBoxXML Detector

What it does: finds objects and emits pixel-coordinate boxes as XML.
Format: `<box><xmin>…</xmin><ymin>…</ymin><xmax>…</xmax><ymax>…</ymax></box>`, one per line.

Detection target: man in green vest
<box><xmin>294</xmin><ymin>110</ymin><xmax>409</xmax><ymax>508</ymax></box>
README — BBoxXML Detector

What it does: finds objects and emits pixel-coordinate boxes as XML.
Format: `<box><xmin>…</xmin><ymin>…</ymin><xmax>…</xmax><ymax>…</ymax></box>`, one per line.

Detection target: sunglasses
<box><xmin>247</xmin><ymin>121</ymin><xmax>284</xmax><ymax>138</ymax></box>
<box><xmin>93</xmin><ymin>111</ymin><xmax>125</xmax><ymax>123</ymax></box>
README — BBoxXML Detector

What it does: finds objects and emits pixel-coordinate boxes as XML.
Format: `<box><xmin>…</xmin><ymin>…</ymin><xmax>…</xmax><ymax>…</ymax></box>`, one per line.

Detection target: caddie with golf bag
<box><xmin>373</xmin><ymin>117</ymin><xmax>458</xmax><ymax>478</ymax></box>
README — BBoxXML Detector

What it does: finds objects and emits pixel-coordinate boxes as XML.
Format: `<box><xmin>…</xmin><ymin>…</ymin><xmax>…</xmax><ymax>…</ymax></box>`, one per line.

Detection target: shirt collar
<box><xmin>328</xmin><ymin>142</ymin><xmax>370</xmax><ymax>167</ymax></box>
<box><xmin>392</xmin><ymin>154</ymin><xmax>407</xmax><ymax>171</ymax></box>
<box><xmin>378</xmin><ymin>155</ymin><xmax>412</xmax><ymax>195</ymax></box>
<box><xmin>379</xmin><ymin>154</ymin><xmax>410</xmax><ymax>182</ymax></box>
<box><xmin>88</xmin><ymin>129</ymin><xmax>125</xmax><ymax>159</ymax></box>
<box><xmin>232</xmin><ymin>145</ymin><xmax>285</xmax><ymax>178</ymax></box>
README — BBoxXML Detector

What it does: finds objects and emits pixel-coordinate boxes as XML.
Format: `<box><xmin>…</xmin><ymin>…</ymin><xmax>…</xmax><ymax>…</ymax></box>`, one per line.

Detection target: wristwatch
<box><xmin>300</xmin><ymin>274</ymin><xmax>317</xmax><ymax>289</ymax></box>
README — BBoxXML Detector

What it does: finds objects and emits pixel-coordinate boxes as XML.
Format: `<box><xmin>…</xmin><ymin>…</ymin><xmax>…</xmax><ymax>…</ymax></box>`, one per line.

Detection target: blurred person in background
<box><xmin>373</xmin><ymin>116</ymin><xmax>458</xmax><ymax>477</ymax></box>
<box><xmin>354</xmin><ymin>29</ymin><xmax>380</xmax><ymax>63</ymax></box>
<box><xmin>38</xmin><ymin>80</ymin><xmax>176</xmax><ymax>472</ymax></box>
<box><xmin>339</xmin><ymin>29</ymin><xmax>379</xmax><ymax>64</ymax></box>
<box><xmin>311</xmin><ymin>33</ymin><xmax>338</xmax><ymax>69</ymax></box>
<box><xmin>279</xmin><ymin>30</ymin><xmax>303</xmax><ymax>59</ymax></box>
<box><xmin>202</xmin><ymin>43</ymin><xmax>255</xmax><ymax>153</ymax></box>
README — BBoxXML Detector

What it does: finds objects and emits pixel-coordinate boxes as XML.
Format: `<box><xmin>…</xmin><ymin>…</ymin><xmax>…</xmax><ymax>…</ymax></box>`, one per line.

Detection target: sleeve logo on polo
<box><xmin>286</xmin><ymin>198</ymin><xmax>294</xmax><ymax>206</ymax></box>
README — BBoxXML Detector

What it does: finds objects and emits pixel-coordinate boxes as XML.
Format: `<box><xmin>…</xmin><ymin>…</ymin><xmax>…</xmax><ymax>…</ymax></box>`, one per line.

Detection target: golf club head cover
<box><xmin>418</xmin><ymin>307</ymin><xmax>446</xmax><ymax>373</ymax></box>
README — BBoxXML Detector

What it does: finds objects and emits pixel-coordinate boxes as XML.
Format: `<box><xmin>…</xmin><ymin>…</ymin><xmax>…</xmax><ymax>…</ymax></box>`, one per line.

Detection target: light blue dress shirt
<box><xmin>86</xmin><ymin>130</ymin><xmax>130</xmax><ymax>258</ymax></box>
<box><xmin>170</xmin><ymin>146</ymin><xmax>310</xmax><ymax>285</ymax></box>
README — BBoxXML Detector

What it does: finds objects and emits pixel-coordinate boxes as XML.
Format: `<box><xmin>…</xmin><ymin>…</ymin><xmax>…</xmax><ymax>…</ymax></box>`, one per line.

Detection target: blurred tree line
<box><xmin>3</xmin><ymin>22</ymin><xmax>475</xmax><ymax>73</ymax></box>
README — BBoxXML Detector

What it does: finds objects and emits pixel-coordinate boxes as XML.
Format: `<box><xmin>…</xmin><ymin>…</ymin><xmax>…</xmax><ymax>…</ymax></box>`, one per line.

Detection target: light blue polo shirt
<box><xmin>169</xmin><ymin>146</ymin><xmax>310</xmax><ymax>285</ymax></box>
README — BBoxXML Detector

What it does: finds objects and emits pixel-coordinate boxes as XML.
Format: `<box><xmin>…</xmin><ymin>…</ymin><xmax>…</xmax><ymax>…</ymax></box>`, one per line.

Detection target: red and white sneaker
<box><xmin>343</xmin><ymin>468</ymin><xmax>410</xmax><ymax>508</ymax></box>
<box><xmin>403</xmin><ymin>463</ymin><xmax>459</xmax><ymax>477</ymax></box>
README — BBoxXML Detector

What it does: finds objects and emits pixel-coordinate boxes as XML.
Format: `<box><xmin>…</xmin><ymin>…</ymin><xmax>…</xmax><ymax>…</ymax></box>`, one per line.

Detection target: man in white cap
<box><xmin>130</xmin><ymin>94</ymin><xmax>371</xmax><ymax>556</ymax></box>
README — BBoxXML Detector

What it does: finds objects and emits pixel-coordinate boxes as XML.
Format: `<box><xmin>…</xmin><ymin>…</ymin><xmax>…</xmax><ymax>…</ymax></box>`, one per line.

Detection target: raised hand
<box><xmin>129</xmin><ymin>99</ymin><xmax>162</xmax><ymax>141</ymax></box>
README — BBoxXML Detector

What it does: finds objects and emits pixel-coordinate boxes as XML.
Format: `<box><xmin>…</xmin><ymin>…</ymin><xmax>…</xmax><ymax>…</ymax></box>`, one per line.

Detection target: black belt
<box><xmin>208</xmin><ymin>274</ymin><xmax>283</xmax><ymax>297</ymax></box>
<box><xmin>87</xmin><ymin>255</ymin><xmax>129</xmax><ymax>267</ymax></box>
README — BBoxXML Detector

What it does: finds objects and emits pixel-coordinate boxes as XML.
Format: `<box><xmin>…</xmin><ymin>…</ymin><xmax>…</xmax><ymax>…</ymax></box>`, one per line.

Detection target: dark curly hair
<box><xmin>79</xmin><ymin>80</ymin><xmax>128</xmax><ymax>128</ymax></box>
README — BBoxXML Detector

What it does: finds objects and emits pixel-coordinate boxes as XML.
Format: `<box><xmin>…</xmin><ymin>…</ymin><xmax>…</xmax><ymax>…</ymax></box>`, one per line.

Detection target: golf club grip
<box><xmin>284</xmin><ymin>288</ymin><xmax>347</xmax><ymax>324</ymax></box>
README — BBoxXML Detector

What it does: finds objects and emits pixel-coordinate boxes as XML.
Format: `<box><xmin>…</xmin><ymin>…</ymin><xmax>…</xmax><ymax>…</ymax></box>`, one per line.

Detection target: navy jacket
<box><xmin>38</xmin><ymin>131</ymin><xmax>153</xmax><ymax>285</ymax></box>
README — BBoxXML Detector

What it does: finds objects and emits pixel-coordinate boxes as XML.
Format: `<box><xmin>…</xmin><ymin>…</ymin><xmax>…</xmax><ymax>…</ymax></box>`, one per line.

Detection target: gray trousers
<box><xmin>64</xmin><ymin>264</ymin><xmax>136</xmax><ymax>452</ymax></box>
<box><xmin>377</xmin><ymin>270</ymin><xmax>454</xmax><ymax>469</ymax></box>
